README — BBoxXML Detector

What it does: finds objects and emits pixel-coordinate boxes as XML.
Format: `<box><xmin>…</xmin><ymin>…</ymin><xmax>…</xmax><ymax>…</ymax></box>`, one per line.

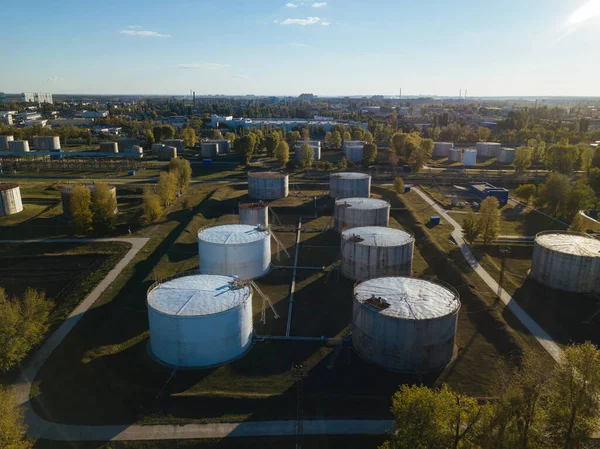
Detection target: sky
<box><xmin>1</xmin><ymin>0</ymin><xmax>600</xmax><ymax>97</ymax></box>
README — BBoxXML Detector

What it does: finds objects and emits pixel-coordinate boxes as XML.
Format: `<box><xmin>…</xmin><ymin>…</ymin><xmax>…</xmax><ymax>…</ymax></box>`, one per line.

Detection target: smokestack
<box><xmin>193</xmin><ymin>91</ymin><xmax>196</xmax><ymax>109</ymax></box>
<box><xmin>459</xmin><ymin>89</ymin><xmax>462</xmax><ymax>99</ymax></box>
<box><xmin>464</xmin><ymin>89</ymin><xmax>467</xmax><ymax>100</ymax></box>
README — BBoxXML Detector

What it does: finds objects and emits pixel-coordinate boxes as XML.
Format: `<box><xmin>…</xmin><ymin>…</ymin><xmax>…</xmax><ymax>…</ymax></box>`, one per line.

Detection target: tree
<box><xmin>0</xmin><ymin>288</ymin><xmax>52</xmax><ymax>373</ymax></box>
<box><xmin>286</xmin><ymin>130</ymin><xmax>301</xmax><ymax>149</ymax></box>
<box><xmin>588</xmin><ymin>167</ymin><xmax>600</xmax><ymax>190</ymax></box>
<box><xmin>153</xmin><ymin>125</ymin><xmax>175</xmax><ymax>142</ymax></box>
<box><xmin>514</xmin><ymin>146</ymin><xmax>532</xmax><ymax>173</ymax></box>
<box><xmin>362</xmin><ymin>143</ymin><xmax>377</xmax><ymax>166</ymax></box>
<box><xmin>145</xmin><ymin>129</ymin><xmax>155</xmax><ymax>145</ymax></box>
<box><xmin>545</xmin><ymin>143</ymin><xmax>578</xmax><ymax>174</ymax></box>
<box><xmin>301</xmin><ymin>127</ymin><xmax>310</xmax><ymax>141</ymax></box>
<box><xmin>330</xmin><ymin>131</ymin><xmax>342</xmax><ymax>148</ymax></box>
<box><xmin>476</xmin><ymin>197</ymin><xmax>500</xmax><ymax>245</ymax></box>
<box><xmin>156</xmin><ymin>171</ymin><xmax>178</xmax><ymax>206</ymax></box>
<box><xmin>68</xmin><ymin>184</ymin><xmax>93</xmax><ymax>235</ymax></box>
<box><xmin>477</xmin><ymin>126</ymin><xmax>491</xmax><ymax>142</ymax></box>
<box><xmin>299</xmin><ymin>144</ymin><xmax>314</xmax><ymax>168</ymax></box>
<box><xmin>364</xmin><ymin>131</ymin><xmax>374</xmax><ymax>144</ymax></box>
<box><xmin>0</xmin><ymin>387</ymin><xmax>33</xmax><ymax>448</ymax></box>
<box><xmin>141</xmin><ymin>188</ymin><xmax>163</xmax><ymax>224</ymax></box>
<box><xmin>168</xmin><ymin>158</ymin><xmax>192</xmax><ymax>190</ymax></box>
<box><xmin>569</xmin><ymin>213</ymin><xmax>586</xmax><ymax>233</ymax></box>
<box><xmin>181</xmin><ymin>128</ymin><xmax>197</xmax><ymax>147</ymax></box>
<box><xmin>577</xmin><ymin>145</ymin><xmax>593</xmax><ymax>172</ymax></box>
<box><xmin>390</xmin><ymin>132</ymin><xmax>407</xmax><ymax>156</ymax></box>
<box><xmin>565</xmin><ymin>181</ymin><xmax>596</xmax><ymax>220</ymax></box>
<box><xmin>85</xmin><ymin>129</ymin><xmax>92</xmax><ymax>146</ymax></box>
<box><xmin>343</xmin><ymin>131</ymin><xmax>352</xmax><ymax>142</ymax></box>
<box><xmin>265</xmin><ymin>131</ymin><xmax>281</xmax><ymax>157</ymax></box>
<box><xmin>224</xmin><ymin>131</ymin><xmax>236</xmax><ymax>143</ymax></box>
<box><xmin>208</xmin><ymin>129</ymin><xmax>223</xmax><ymax>140</ymax></box>
<box><xmin>274</xmin><ymin>141</ymin><xmax>289</xmax><ymax>166</ymax></box>
<box><xmin>514</xmin><ymin>184</ymin><xmax>536</xmax><ymax>203</ymax></box>
<box><xmin>389</xmin><ymin>151</ymin><xmax>400</xmax><ymax>172</ymax></box>
<box><xmin>546</xmin><ymin>342</ymin><xmax>600</xmax><ymax>449</ymax></box>
<box><xmin>338</xmin><ymin>155</ymin><xmax>348</xmax><ymax>170</ymax></box>
<box><xmin>90</xmin><ymin>182</ymin><xmax>116</xmax><ymax>235</ymax></box>
<box><xmin>462</xmin><ymin>211</ymin><xmax>480</xmax><ymax>245</ymax></box>
<box><xmin>536</xmin><ymin>173</ymin><xmax>570</xmax><ymax>217</ymax></box>
<box><xmin>393</xmin><ymin>177</ymin><xmax>404</xmax><ymax>194</ymax></box>
<box><xmin>530</xmin><ymin>139</ymin><xmax>546</xmax><ymax>163</ymax></box>
<box><xmin>235</xmin><ymin>133</ymin><xmax>257</xmax><ymax>165</ymax></box>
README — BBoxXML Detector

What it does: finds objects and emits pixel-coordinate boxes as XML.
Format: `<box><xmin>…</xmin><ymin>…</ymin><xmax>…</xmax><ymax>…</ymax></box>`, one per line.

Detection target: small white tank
<box><xmin>497</xmin><ymin>148</ymin><xmax>516</xmax><ymax>164</ymax></box>
<box><xmin>248</xmin><ymin>172</ymin><xmax>289</xmax><ymax>200</ymax></box>
<box><xmin>239</xmin><ymin>202</ymin><xmax>269</xmax><ymax>227</ymax></box>
<box><xmin>198</xmin><ymin>224</ymin><xmax>271</xmax><ymax>279</ymax></box>
<box><xmin>433</xmin><ymin>142</ymin><xmax>453</xmax><ymax>157</ymax></box>
<box><xmin>33</xmin><ymin>136</ymin><xmax>61</xmax><ymax>151</ymax></box>
<box><xmin>476</xmin><ymin>142</ymin><xmax>500</xmax><ymax>158</ymax></box>
<box><xmin>341</xmin><ymin>226</ymin><xmax>415</xmax><ymax>280</ymax></box>
<box><xmin>99</xmin><ymin>142</ymin><xmax>119</xmax><ymax>153</ymax></box>
<box><xmin>156</xmin><ymin>145</ymin><xmax>177</xmax><ymax>161</ymax></box>
<box><xmin>462</xmin><ymin>149</ymin><xmax>477</xmax><ymax>166</ymax></box>
<box><xmin>330</xmin><ymin>173</ymin><xmax>371</xmax><ymax>199</ymax></box>
<box><xmin>448</xmin><ymin>148</ymin><xmax>462</xmax><ymax>162</ymax></box>
<box><xmin>0</xmin><ymin>184</ymin><xmax>23</xmax><ymax>216</ymax></box>
<box><xmin>0</xmin><ymin>135</ymin><xmax>15</xmax><ymax>150</ymax></box>
<box><xmin>334</xmin><ymin>197</ymin><xmax>390</xmax><ymax>232</ymax></box>
<box><xmin>201</xmin><ymin>142</ymin><xmax>219</xmax><ymax>158</ymax></box>
<box><xmin>343</xmin><ymin>142</ymin><xmax>364</xmax><ymax>162</ymax></box>
<box><xmin>8</xmin><ymin>140</ymin><xmax>29</xmax><ymax>152</ymax></box>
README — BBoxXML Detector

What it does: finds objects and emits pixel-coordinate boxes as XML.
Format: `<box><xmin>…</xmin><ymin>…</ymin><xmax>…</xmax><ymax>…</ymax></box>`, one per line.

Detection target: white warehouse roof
<box><xmin>198</xmin><ymin>224</ymin><xmax>269</xmax><ymax>245</ymax></box>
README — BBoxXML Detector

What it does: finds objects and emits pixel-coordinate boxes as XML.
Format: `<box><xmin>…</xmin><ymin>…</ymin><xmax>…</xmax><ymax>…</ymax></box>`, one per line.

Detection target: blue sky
<box><xmin>1</xmin><ymin>0</ymin><xmax>599</xmax><ymax>96</ymax></box>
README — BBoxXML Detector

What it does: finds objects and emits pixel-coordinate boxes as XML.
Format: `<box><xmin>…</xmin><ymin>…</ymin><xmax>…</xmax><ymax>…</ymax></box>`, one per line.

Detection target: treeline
<box><xmin>141</xmin><ymin>158</ymin><xmax>191</xmax><ymax>224</ymax></box>
<box><xmin>381</xmin><ymin>343</ymin><xmax>600</xmax><ymax>449</ymax></box>
<box><xmin>0</xmin><ymin>124</ymin><xmax>92</xmax><ymax>145</ymax></box>
<box><xmin>66</xmin><ymin>182</ymin><xmax>117</xmax><ymax>235</ymax></box>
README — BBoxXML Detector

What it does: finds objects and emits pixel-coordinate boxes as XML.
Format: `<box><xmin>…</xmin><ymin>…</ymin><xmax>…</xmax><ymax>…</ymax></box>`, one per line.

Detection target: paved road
<box><xmin>411</xmin><ymin>187</ymin><xmax>562</xmax><ymax>362</ymax></box>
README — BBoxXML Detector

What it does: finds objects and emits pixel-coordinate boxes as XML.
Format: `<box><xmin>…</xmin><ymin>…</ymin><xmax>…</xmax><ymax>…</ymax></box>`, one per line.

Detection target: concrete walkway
<box><xmin>412</xmin><ymin>187</ymin><xmax>562</xmax><ymax>362</ymax></box>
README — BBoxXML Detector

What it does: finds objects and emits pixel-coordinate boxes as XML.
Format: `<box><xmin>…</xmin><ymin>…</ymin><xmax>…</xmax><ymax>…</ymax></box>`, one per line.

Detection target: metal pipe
<box><xmin>286</xmin><ymin>216</ymin><xmax>302</xmax><ymax>337</ymax></box>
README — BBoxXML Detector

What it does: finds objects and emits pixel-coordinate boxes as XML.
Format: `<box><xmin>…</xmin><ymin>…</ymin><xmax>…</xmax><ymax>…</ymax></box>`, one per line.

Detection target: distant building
<box><xmin>0</xmin><ymin>111</ymin><xmax>14</xmax><ymax>126</ymax></box>
<box><xmin>15</xmin><ymin>111</ymin><xmax>42</xmax><ymax>121</ymax></box>
<box><xmin>209</xmin><ymin>114</ymin><xmax>368</xmax><ymax>132</ymax></box>
<box><xmin>468</xmin><ymin>183</ymin><xmax>509</xmax><ymax>206</ymax></box>
<box><xmin>298</xmin><ymin>93</ymin><xmax>316</xmax><ymax>100</ymax></box>
<box><xmin>0</xmin><ymin>92</ymin><xmax>6</xmax><ymax>104</ymax></box>
<box><xmin>21</xmin><ymin>92</ymin><xmax>53</xmax><ymax>104</ymax></box>
<box><xmin>76</xmin><ymin>110</ymin><xmax>109</xmax><ymax>119</ymax></box>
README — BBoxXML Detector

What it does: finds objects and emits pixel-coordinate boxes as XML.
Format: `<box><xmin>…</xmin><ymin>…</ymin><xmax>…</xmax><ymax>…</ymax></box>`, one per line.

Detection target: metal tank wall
<box><xmin>239</xmin><ymin>203</ymin><xmax>269</xmax><ymax>227</ymax></box>
<box><xmin>497</xmin><ymin>148</ymin><xmax>516</xmax><ymax>163</ymax></box>
<box><xmin>99</xmin><ymin>142</ymin><xmax>119</xmax><ymax>153</ymax></box>
<box><xmin>157</xmin><ymin>146</ymin><xmax>177</xmax><ymax>160</ymax></box>
<box><xmin>248</xmin><ymin>173</ymin><xmax>289</xmax><ymax>200</ymax></box>
<box><xmin>433</xmin><ymin>142</ymin><xmax>453</xmax><ymax>157</ymax></box>
<box><xmin>117</xmin><ymin>138</ymin><xmax>138</xmax><ymax>151</ymax></box>
<box><xmin>530</xmin><ymin>232</ymin><xmax>600</xmax><ymax>293</ymax></box>
<box><xmin>329</xmin><ymin>173</ymin><xmax>371</xmax><ymax>199</ymax></box>
<box><xmin>448</xmin><ymin>148</ymin><xmax>462</xmax><ymax>162</ymax></box>
<box><xmin>129</xmin><ymin>145</ymin><xmax>144</xmax><ymax>155</ymax></box>
<box><xmin>333</xmin><ymin>198</ymin><xmax>389</xmax><ymax>232</ymax></box>
<box><xmin>33</xmin><ymin>136</ymin><xmax>61</xmax><ymax>150</ymax></box>
<box><xmin>352</xmin><ymin>283</ymin><xmax>459</xmax><ymax>372</ymax></box>
<box><xmin>8</xmin><ymin>140</ymin><xmax>29</xmax><ymax>152</ymax></box>
<box><xmin>162</xmin><ymin>139</ymin><xmax>185</xmax><ymax>151</ymax></box>
<box><xmin>0</xmin><ymin>185</ymin><xmax>23</xmax><ymax>216</ymax></box>
<box><xmin>198</xmin><ymin>227</ymin><xmax>272</xmax><ymax>279</ymax></box>
<box><xmin>0</xmin><ymin>135</ymin><xmax>14</xmax><ymax>150</ymax></box>
<box><xmin>340</xmin><ymin>229</ymin><xmax>415</xmax><ymax>281</ymax></box>
<box><xmin>476</xmin><ymin>142</ymin><xmax>500</xmax><ymax>158</ymax></box>
<box><xmin>463</xmin><ymin>149</ymin><xmax>477</xmax><ymax>166</ymax></box>
<box><xmin>294</xmin><ymin>144</ymin><xmax>322</xmax><ymax>162</ymax></box>
<box><xmin>343</xmin><ymin>145</ymin><xmax>363</xmax><ymax>162</ymax></box>
<box><xmin>201</xmin><ymin>142</ymin><xmax>219</xmax><ymax>158</ymax></box>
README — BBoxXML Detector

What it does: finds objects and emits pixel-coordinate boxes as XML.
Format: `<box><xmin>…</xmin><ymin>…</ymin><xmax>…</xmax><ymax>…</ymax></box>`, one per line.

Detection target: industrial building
<box><xmin>463</xmin><ymin>149</ymin><xmax>477</xmax><ymax>167</ymax></box>
<box><xmin>21</xmin><ymin>92</ymin><xmax>53</xmax><ymax>104</ymax></box>
<box><xmin>239</xmin><ymin>202</ymin><xmax>269</xmax><ymax>227</ymax></box>
<box><xmin>198</xmin><ymin>224</ymin><xmax>271</xmax><ymax>279</ymax></box>
<box><xmin>352</xmin><ymin>277</ymin><xmax>460</xmax><ymax>372</ymax></box>
<box><xmin>476</xmin><ymin>142</ymin><xmax>501</xmax><ymax>158</ymax></box>
<box><xmin>330</xmin><ymin>173</ymin><xmax>371</xmax><ymax>199</ymax></box>
<box><xmin>333</xmin><ymin>198</ymin><xmax>390</xmax><ymax>232</ymax></box>
<box><xmin>33</xmin><ymin>136</ymin><xmax>61</xmax><ymax>151</ymax></box>
<box><xmin>340</xmin><ymin>227</ymin><xmax>415</xmax><ymax>281</ymax></box>
<box><xmin>497</xmin><ymin>148</ymin><xmax>516</xmax><ymax>164</ymax></box>
<box><xmin>530</xmin><ymin>231</ymin><xmax>600</xmax><ymax>294</ymax></box>
<box><xmin>61</xmin><ymin>185</ymin><xmax>117</xmax><ymax>217</ymax></box>
<box><xmin>0</xmin><ymin>135</ymin><xmax>14</xmax><ymax>150</ymax></box>
<box><xmin>448</xmin><ymin>148</ymin><xmax>462</xmax><ymax>163</ymax></box>
<box><xmin>0</xmin><ymin>184</ymin><xmax>23</xmax><ymax>216</ymax></box>
<box><xmin>433</xmin><ymin>142</ymin><xmax>453</xmax><ymax>157</ymax></box>
<box><xmin>343</xmin><ymin>140</ymin><xmax>365</xmax><ymax>162</ymax></box>
<box><xmin>248</xmin><ymin>172</ymin><xmax>289</xmax><ymax>200</ymax></box>
<box><xmin>147</xmin><ymin>273</ymin><xmax>253</xmax><ymax>368</ymax></box>
<box><xmin>294</xmin><ymin>141</ymin><xmax>322</xmax><ymax>162</ymax></box>
<box><xmin>468</xmin><ymin>183</ymin><xmax>509</xmax><ymax>205</ymax></box>
<box><xmin>209</xmin><ymin>114</ymin><xmax>368</xmax><ymax>132</ymax></box>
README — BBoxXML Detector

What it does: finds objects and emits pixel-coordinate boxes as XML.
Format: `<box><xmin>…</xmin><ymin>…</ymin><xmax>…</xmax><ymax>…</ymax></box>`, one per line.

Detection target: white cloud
<box><xmin>312</xmin><ymin>2</ymin><xmax>327</xmax><ymax>7</ymax></box>
<box><xmin>175</xmin><ymin>63</ymin><xmax>231</xmax><ymax>69</ymax></box>
<box><xmin>127</xmin><ymin>25</ymin><xmax>142</xmax><ymax>29</ymax></box>
<box><xmin>120</xmin><ymin>30</ymin><xmax>170</xmax><ymax>37</ymax></box>
<box><xmin>46</xmin><ymin>76</ymin><xmax>60</xmax><ymax>83</ymax></box>
<box><xmin>234</xmin><ymin>74</ymin><xmax>252</xmax><ymax>80</ymax></box>
<box><xmin>286</xmin><ymin>2</ymin><xmax>299</xmax><ymax>7</ymax></box>
<box><xmin>567</xmin><ymin>0</ymin><xmax>600</xmax><ymax>25</ymax></box>
<box><xmin>320</xmin><ymin>21</ymin><xmax>330</xmax><ymax>26</ymax></box>
<box><xmin>289</xmin><ymin>42</ymin><xmax>311</xmax><ymax>48</ymax></box>
<box><xmin>281</xmin><ymin>16</ymin><xmax>323</xmax><ymax>25</ymax></box>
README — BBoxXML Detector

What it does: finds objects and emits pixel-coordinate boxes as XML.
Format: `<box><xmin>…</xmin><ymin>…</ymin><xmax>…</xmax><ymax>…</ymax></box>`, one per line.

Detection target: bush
<box><xmin>286</xmin><ymin>160</ymin><xmax>299</xmax><ymax>170</ymax></box>
<box><xmin>315</xmin><ymin>161</ymin><xmax>333</xmax><ymax>170</ymax></box>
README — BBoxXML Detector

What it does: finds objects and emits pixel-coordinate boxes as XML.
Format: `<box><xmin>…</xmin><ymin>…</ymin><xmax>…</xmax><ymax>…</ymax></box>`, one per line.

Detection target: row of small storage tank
<box><xmin>433</xmin><ymin>142</ymin><xmax>516</xmax><ymax>164</ymax></box>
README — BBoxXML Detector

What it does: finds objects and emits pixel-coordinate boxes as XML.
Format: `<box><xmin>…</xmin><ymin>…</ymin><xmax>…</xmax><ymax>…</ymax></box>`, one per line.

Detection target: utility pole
<box><xmin>292</xmin><ymin>362</ymin><xmax>307</xmax><ymax>449</ymax></box>
<box><xmin>498</xmin><ymin>246</ymin><xmax>511</xmax><ymax>298</ymax></box>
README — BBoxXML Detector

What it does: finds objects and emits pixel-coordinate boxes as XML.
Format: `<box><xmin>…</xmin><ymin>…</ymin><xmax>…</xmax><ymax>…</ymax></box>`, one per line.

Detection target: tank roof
<box><xmin>148</xmin><ymin>274</ymin><xmax>250</xmax><ymax>316</ymax></box>
<box><xmin>239</xmin><ymin>202</ymin><xmax>267</xmax><ymax>209</ymax></box>
<box><xmin>342</xmin><ymin>226</ymin><xmax>413</xmax><ymax>246</ymax></box>
<box><xmin>199</xmin><ymin>224</ymin><xmax>269</xmax><ymax>244</ymax></box>
<box><xmin>248</xmin><ymin>171</ymin><xmax>287</xmax><ymax>179</ymax></box>
<box><xmin>0</xmin><ymin>183</ymin><xmax>19</xmax><ymax>191</ymax></box>
<box><xmin>335</xmin><ymin>198</ymin><xmax>389</xmax><ymax>209</ymax></box>
<box><xmin>355</xmin><ymin>277</ymin><xmax>459</xmax><ymax>320</ymax></box>
<box><xmin>331</xmin><ymin>173</ymin><xmax>370</xmax><ymax>180</ymax></box>
<box><xmin>536</xmin><ymin>233</ymin><xmax>600</xmax><ymax>257</ymax></box>
<box><xmin>477</xmin><ymin>142</ymin><xmax>500</xmax><ymax>145</ymax></box>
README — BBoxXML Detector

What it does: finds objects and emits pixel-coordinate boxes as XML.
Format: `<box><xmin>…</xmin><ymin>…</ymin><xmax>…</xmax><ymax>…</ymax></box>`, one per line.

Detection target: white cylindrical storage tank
<box><xmin>530</xmin><ymin>231</ymin><xmax>600</xmax><ymax>294</ymax></box>
<box><xmin>0</xmin><ymin>184</ymin><xmax>23</xmax><ymax>216</ymax></box>
<box><xmin>157</xmin><ymin>146</ymin><xmax>177</xmax><ymax>161</ymax></box>
<box><xmin>433</xmin><ymin>142</ymin><xmax>453</xmax><ymax>157</ymax></box>
<box><xmin>8</xmin><ymin>140</ymin><xmax>29</xmax><ymax>152</ymax></box>
<box><xmin>147</xmin><ymin>273</ymin><xmax>253</xmax><ymax>368</ymax></box>
<box><xmin>352</xmin><ymin>277</ymin><xmax>460</xmax><ymax>372</ymax></box>
<box><xmin>248</xmin><ymin>172</ymin><xmax>289</xmax><ymax>200</ymax></box>
<box><xmin>343</xmin><ymin>145</ymin><xmax>363</xmax><ymax>162</ymax></box>
<box><xmin>476</xmin><ymin>142</ymin><xmax>500</xmax><ymax>158</ymax></box>
<box><xmin>162</xmin><ymin>139</ymin><xmax>185</xmax><ymax>152</ymax></box>
<box><xmin>463</xmin><ymin>149</ymin><xmax>477</xmax><ymax>166</ymax></box>
<box><xmin>330</xmin><ymin>173</ymin><xmax>371</xmax><ymax>199</ymax></box>
<box><xmin>201</xmin><ymin>142</ymin><xmax>219</xmax><ymax>158</ymax></box>
<box><xmin>334</xmin><ymin>198</ymin><xmax>390</xmax><ymax>232</ymax></box>
<box><xmin>497</xmin><ymin>147</ymin><xmax>516</xmax><ymax>163</ymax></box>
<box><xmin>239</xmin><ymin>202</ymin><xmax>269</xmax><ymax>227</ymax></box>
<box><xmin>33</xmin><ymin>136</ymin><xmax>61</xmax><ymax>150</ymax></box>
<box><xmin>117</xmin><ymin>138</ymin><xmax>138</xmax><ymax>151</ymax></box>
<box><xmin>448</xmin><ymin>148</ymin><xmax>462</xmax><ymax>162</ymax></box>
<box><xmin>99</xmin><ymin>141</ymin><xmax>119</xmax><ymax>153</ymax></box>
<box><xmin>129</xmin><ymin>145</ymin><xmax>144</xmax><ymax>155</ymax></box>
<box><xmin>0</xmin><ymin>135</ymin><xmax>14</xmax><ymax>150</ymax></box>
<box><xmin>294</xmin><ymin>142</ymin><xmax>322</xmax><ymax>162</ymax></box>
<box><xmin>341</xmin><ymin>227</ymin><xmax>415</xmax><ymax>281</ymax></box>
<box><xmin>198</xmin><ymin>224</ymin><xmax>271</xmax><ymax>279</ymax></box>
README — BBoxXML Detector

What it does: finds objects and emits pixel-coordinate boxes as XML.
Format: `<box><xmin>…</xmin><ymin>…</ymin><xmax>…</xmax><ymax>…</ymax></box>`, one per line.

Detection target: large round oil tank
<box><xmin>497</xmin><ymin>148</ymin><xmax>516</xmax><ymax>163</ymax></box>
<box><xmin>0</xmin><ymin>135</ymin><xmax>14</xmax><ymax>150</ymax></box>
<box><xmin>343</xmin><ymin>145</ymin><xmax>363</xmax><ymax>162</ymax></box>
<box><xmin>341</xmin><ymin>226</ymin><xmax>415</xmax><ymax>281</ymax></box>
<box><xmin>239</xmin><ymin>202</ymin><xmax>269</xmax><ymax>227</ymax></box>
<box><xmin>248</xmin><ymin>172</ymin><xmax>289</xmax><ymax>200</ymax></box>
<box><xmin>448</xmin><ymin>148</ymin><xmax>462</xmax><ymax>162</ymax></box>
<box><xmin>0</xmin><ymin>184</ymin><xmax>23</xmax><ymax>216</ymax></box>
<box><xmin>330</xmin><ymin>173</ymin><xmax>371</xmax><ymax>199</ymax></box>
<box><xmin>334</xmin><ymin>198</ymin><xmax>390</xmax><ymax>232</ymax></box>
<box><xmin>157</xmin><ymin>145</ymin><xmax>177</xmax><ymax>161</ymax></box>
<box><xmin>476</xmin><ymin>142</ymin><xmax>500</xmax><ymax>158</ymax></box>
<box><xmin>162</xmin><ymin>139</ymin><xmax>185</xmax><ymax>151</ymax></box>
<box><xmin>8</xmin><ymin>140</ymin><xmax>29</xmax><ymax>152</ymax></box>
<box><xmin>530</xmin><ymin>231</ymin><xmax>600</xmax><ymax>293</ymax></box>
<box><xmin>147</xmin><ymin>273</ymin><xmax>253</xmax><ymax>368</ymax></box>
<box><xmin>61</xmin><ymin>184</ymin><xmax>117</xmax><ymax>218</ymax></box>
<box><xmin>99</xmin><ymin>142</ymin><xmax>119</xmax><ymax>153</ymax></box>
<box><xmin>463</xmin><ymin>149</ymin><xmax>477</xmax><ymax>166</ymax></box>
<box><xmin>198</xmin><ymin>224</ymin><xmax>271</xmax><ymax>279</ymax></box>
<box><xmin>33</xmin><ymin>136</ymin><xmax>61</xmax><ymax>151</ymax></box>
<box><xmin>201</xmin><ymin>142</ymin><xmax>219</xmax><ymax>158</ymax></box>
<box><xmin>433</xmin><ymin>142</ymin><xmax>453</xmax><ymax>157</ymax></box>
<box><xmin>352</xmin><ymin>277</ymin><xmax>460</xmax><ymax>372</ymax></box>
